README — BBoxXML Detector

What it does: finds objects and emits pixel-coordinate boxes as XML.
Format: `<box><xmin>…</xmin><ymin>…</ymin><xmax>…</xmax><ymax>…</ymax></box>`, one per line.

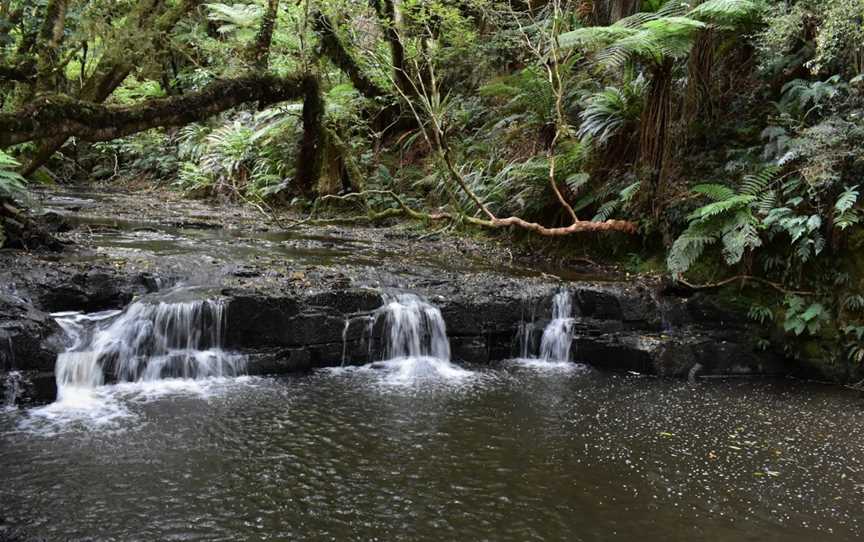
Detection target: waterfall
<box><xmin>2</xmin><ymin>370</ymin><xmax>21</xmax><ymax>410</ymax></box>
<box><xmin>53</xmin><ymin>292</ymin><xmax>246</xmax><ymax>396</ymax></box>
<box><xmin>377</xmin><ymin>293</ymin><xmax>451</xmax><ymax>361</ymax></box>
<box><xmin>519</xmin><ymin>290</ymin><xmax>576</xmax><ymax>364</ymax></box>
<box><xmin>344</xmin><ymin>293</ymin><xmax>466</xmax><ymax>381</ymax></box>
<box><xmin>538</xmin><ymin>291</ymin><xmax>575</xmax><ymax>362</ymax></box>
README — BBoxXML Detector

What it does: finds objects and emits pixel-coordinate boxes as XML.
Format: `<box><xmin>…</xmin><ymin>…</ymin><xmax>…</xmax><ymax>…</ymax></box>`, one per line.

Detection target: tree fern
<box><xmin>560</xmin><ymin>0</ymin><xmax>762</xmax><ymax>70</ymax></box>
<box><xmin>688</xmin><ymin>0</ymin><xmax>766</xmax><ymax>26</ymax></box>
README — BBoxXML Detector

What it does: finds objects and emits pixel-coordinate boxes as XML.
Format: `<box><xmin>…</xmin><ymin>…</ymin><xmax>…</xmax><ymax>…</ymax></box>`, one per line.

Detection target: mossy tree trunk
<box><xmin>247</xmin><ymin>0</ymin><xmax>280</xmax><ymax>69</ymax></box>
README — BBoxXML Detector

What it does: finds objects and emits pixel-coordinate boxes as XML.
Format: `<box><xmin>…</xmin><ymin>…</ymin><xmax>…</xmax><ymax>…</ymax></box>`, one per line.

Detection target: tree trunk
<box><xmin>247</xmin><ymin>0</ymin><xmax>280</xmax><ymax>69</ymax></box>
<box><xmin>313</xmin><ymin>11</ymin><xmax>404</xmax><ymax>133</ymax></box>
<box><xmin>369</xmin><ymin>0</ymin><xmax>412</xmax><ymax>97</ymax></box>
<box><xmin>589</xmin><ymin>0</ymin><xmax>641</xmax><ymax>25</ymax></box>
<box><xmin>314</xmin><ymin>12</ymin><xmax>387</xmax><ymax>99</ymax></box>
<box><xmin>296</xmin><ymin>75</ymin><xmax>325</xmax><ymax>196</ymax></box>
<box><xmin>684</xmin><ymin>28</ymin><xmax>716</xmax><ymax>126</ymax></box>
<box><xmin>639</xmin><ymin>59</ymin><xmax>673</xmax><ymax>214</ymax></box>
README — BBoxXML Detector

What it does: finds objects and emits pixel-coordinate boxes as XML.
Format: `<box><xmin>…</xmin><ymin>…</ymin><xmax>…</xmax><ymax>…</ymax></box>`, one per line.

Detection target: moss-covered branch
<box><xmin>0</xmin><ymin>74</ymin><xmax>312</xmax><ymax>146</ymax></box>
<box><xmin>313</xmin><ymin>12</ymin><xmax>388</xmax><ymax>99</ymax></box>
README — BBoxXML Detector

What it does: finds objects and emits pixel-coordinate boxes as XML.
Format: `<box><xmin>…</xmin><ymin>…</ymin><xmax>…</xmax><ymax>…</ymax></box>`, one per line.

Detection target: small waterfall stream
<box><xmin>345</xmin><ymin>293</ymin><xmax>467</xmax><ymax>381</ymax></box>
<box><xmin>377</xmin><ymin>293</ymin><xmax>451</xmax><ymax>361</ymax></box>
<box><xmin>538</xmin><ymin>291</ymin><xmax>575</xmax><ymax>362</ymax></box>
<box><xmin>53</xmin><ymin>291</ymin><xmax>246</xmax><ymax>399</ymax></box>
<box><xmin>2</xmin><ymin>371</ymin><xmax>21</xmax><ymax>410</ymax></box>
<box><xmin>519</xmin><ymin>290</ymin><xmax>577</xmax><ymax>365</ymax></box>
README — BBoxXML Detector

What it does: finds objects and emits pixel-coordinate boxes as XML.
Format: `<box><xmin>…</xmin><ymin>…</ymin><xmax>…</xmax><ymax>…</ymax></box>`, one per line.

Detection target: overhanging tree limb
<box><xmin>0</xmin><ymin>61</ymin><xmax>35</xmax><ymax>83</ymax></box>
<box><xmin>313</xmin><ymin>12</ymin><xmax>388</xmax><ymax>99</ymax></box>
<box><xmin>0</xmin><ymin>74</ymin><xmax>312</xmax><ymax>146</ymax></box>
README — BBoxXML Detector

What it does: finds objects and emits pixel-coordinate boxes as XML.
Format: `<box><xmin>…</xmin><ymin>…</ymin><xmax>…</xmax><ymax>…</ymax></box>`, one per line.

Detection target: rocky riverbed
<box><xmin>1</xmin><ymin>188</ymin><xmax>796</xmax><ymax>405</ymax></box>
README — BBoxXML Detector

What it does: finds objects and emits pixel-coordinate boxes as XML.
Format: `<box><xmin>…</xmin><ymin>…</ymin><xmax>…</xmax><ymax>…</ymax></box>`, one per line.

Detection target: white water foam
<box><xmin>335</xmin><ymin>293</ymin><xmax>470</xmax><ymax>383</ymax></box>
<box><xmin>19</xmin><ymin>377</ymin><xmax>259</xmax><ymax>435</ymax></box>
<box><xmin>514</xmin><ymin>290</ymin><xmax>580</xmax><ymax>370</ymax></box>
<box><xmin>19</xmin><ymin>290</ymin><xmax>248</xmax><ymax>433</ymax></box>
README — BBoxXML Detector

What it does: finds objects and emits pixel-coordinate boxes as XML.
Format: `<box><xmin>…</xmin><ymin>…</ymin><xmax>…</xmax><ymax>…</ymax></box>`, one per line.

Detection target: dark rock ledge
<box><xmin>1</xmin><ymin>254</ymin><xmax>788</xmax><ymax>406</ymax></box>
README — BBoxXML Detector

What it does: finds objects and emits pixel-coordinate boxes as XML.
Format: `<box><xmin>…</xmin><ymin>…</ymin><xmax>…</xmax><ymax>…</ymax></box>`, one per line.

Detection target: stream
<box><xmin>2</xmin><ymin>370</ymin><xmax>863</xmax><ymax>540</ymax></box>
<box><xmin>2</xmin><ymin>190</ymin><xmax>863</xmax><ymax>541</ymax></box>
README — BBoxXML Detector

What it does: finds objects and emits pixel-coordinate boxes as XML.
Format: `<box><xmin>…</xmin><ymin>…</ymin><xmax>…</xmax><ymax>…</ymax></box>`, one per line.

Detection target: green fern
<box><xmin>592</xmin><ymin>182</ymin><xmax>640</xmax><ymax>222</ymax></box>
<box><xmin>668</xmin><ymin>231</ymin><xmax>717</xmax><ymax>275</ymax></box>
<box><xmin>0</xmin><ymin>150</ymin><xmax>26</xmax><ymax>202</ymax></box>
<box><xmin>205</xmin><ymin>3</ymin><xmax>263</xmax><ymax>37</ymax></box>
<box><xmin>740</xmin><ymin>166</ymin><xmax>779</xmax><ymax>196</ymax></box>
<box><xmin>577</xmin><ymin>77</ymin><xmax>646</xmax><ymax>145</ymax></box>
<box><xmin>688</xmin><ymin>0</ymin><xmax>766</xmax><ymax>26</ymax></box>
<box><xmin>691</xmin><ymin>183</ymin><xmax>736</xmax><ymax>201</ymax></box>
<box><xmin>835</xmin><ymin>185</ymin><xmax>860</xmax><ymax>230</ymax></box>
<box><xmin>560</xmin><ymin>0</ymin><xmax>763</xmax><ymax>71</ymax></box>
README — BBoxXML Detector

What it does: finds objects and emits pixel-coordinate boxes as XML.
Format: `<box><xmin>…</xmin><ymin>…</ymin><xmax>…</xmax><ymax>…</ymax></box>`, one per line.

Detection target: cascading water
<box><xmin>2</xmin><ymin>371</ymin><xmax>21</xmax><ymax>411</ymax></box>
<box><xmin>348</xmin><ymin>293</ymin><xmax>467</xmax><ymax>381</ymax></box>
<box><xmin>516</xmin><ymin>290</ymin><xmax>579</xmax><ymax>369</ymax></box>
<box><xmin>378</xmin><ymin>293</ymin><xmax>451</xmax><ymax>361</ymax></box>
<box><xmin>53</xmin><ymin>291</ymin><xmax>246</xmax><ymax>400</ymax></box>
<box><xmin>538</xmin><ymin>291</ymin><xmax>575</xmax><ymax>362</ymax></box>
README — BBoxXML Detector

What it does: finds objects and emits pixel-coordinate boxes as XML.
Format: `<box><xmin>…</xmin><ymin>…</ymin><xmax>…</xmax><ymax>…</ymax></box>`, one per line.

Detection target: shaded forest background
<box><xmin>1</xmin><ymin>0</ymin><xmax>864</xmax><ymax>374</ymax></box>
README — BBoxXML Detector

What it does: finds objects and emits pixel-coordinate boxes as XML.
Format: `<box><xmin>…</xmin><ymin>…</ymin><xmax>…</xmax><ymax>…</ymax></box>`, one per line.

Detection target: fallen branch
<box><xmin>284</xmin><ymin>189</ymin><xmax>439</xmax><ymax>228</ymax></box>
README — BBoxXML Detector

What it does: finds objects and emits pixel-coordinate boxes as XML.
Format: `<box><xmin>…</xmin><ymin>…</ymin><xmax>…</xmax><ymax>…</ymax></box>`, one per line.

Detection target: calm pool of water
<box><xmin>2</xmin><ymin>364</ymin><xmax>863</xmax><ymax>541</ymax></box>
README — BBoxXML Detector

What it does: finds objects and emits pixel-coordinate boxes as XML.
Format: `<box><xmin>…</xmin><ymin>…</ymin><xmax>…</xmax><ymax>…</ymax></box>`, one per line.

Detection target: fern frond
<box><xmin>0</xmin><ymin>150</ymin><xmax>27</xmax><ymax>202</ymax></box>
<box><xmin>687</xmin><ymin>0</ymin><xmax>765</xmax><ymax>26</ymax></box>
<box><xmin>740</xmin><ymin>166</ymin><xmax>779</xmax><ymax>196</ymax></box>
<box><xmin>692</xmin><ymin>183</ymin><xmax>736</xmax><ymax>201</ymax></box>
<box><xmin>836</xmin><ymin>185</ymin><xmax>860</xmax><ymax>213</ymax></box>
<box><xmin>557</xmin><ymin>26</ymin><xmax>636</xmax><ymax>51</ymax></box>
<box><xmin>565</xmin><ymin>173</ymin><xmax>590</xmax><ymax>194</ymax></box>
<box><xmin>687</xmin><ymin>194</ymin><xmax>755</xmax><ymax>221</ymax></box>
<box><xmin>667</xmin><ymin>232</ymin><xmax>717</xmax><ymax>274</ymax></box>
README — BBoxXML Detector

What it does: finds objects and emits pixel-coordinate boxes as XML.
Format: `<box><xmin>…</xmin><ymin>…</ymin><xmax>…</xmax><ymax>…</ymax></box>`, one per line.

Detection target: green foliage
<box><xmin>687</xmin><ymin>0</ymin><xmax>766</xmax><ymax>26</ymax></box>
<box><xmin>0</xmin><ymin>150</ymin><xmax>27</xmax><ymax>202</ymax></box>
<box><xmin>173</xmin><ymin>107</ymin><xmax>302</xmax><ymax>200</ymax></box>
<box><xmin>0</xmin><ymin>150</ymin><xmax>27</xmax><ymax>248</ymax></box>
<box><xmin>748</xmin><ymin>304</ymin><xmax>774</xmax><ymax>324</ymax></box>
<box><xmin>577</xmin><ymin>77</ymin><xmax>646</xmax><ymax>145</ymax></box>
<box><xmin>667</xmin><ymin>168</ymin><xmax>779</xmax><ymax>275</ymax></box>
<box><xmin>756</xmin><ymin>0</ymin><xmax>864</xmax><ymax>77</ymax></box>
<box><xmin>479</xmin><ymin>66</ymin><xmax>562</xmax><ymax>132</ymax></box>
<box><xmin>205</xmin><ymin>3</ymin><xmax>264</xmax><ymax>39</ymax></box>
<box><xmin>783</xmin><ymin>296</ymin><xmax>829</xmax><ymax>336</ymax></box>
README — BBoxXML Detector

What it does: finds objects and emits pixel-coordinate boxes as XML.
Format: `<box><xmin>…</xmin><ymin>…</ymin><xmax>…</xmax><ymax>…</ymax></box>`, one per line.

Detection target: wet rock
<box><xmin>0</xmin><ymin>294</ymin><xmax>63</xmax><ymax>373</ymax></box>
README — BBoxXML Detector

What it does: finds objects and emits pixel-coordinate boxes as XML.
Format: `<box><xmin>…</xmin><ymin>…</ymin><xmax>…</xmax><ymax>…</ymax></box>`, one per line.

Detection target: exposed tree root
<box><xmin>281</xmin><ymin>189</ymin><xmax>637</xmax><ymax>235</ymax></box>
<box><xmin>677</xmin><ymin>276</ymin><xmax>815</xmax><ymax>296</ymax></box>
